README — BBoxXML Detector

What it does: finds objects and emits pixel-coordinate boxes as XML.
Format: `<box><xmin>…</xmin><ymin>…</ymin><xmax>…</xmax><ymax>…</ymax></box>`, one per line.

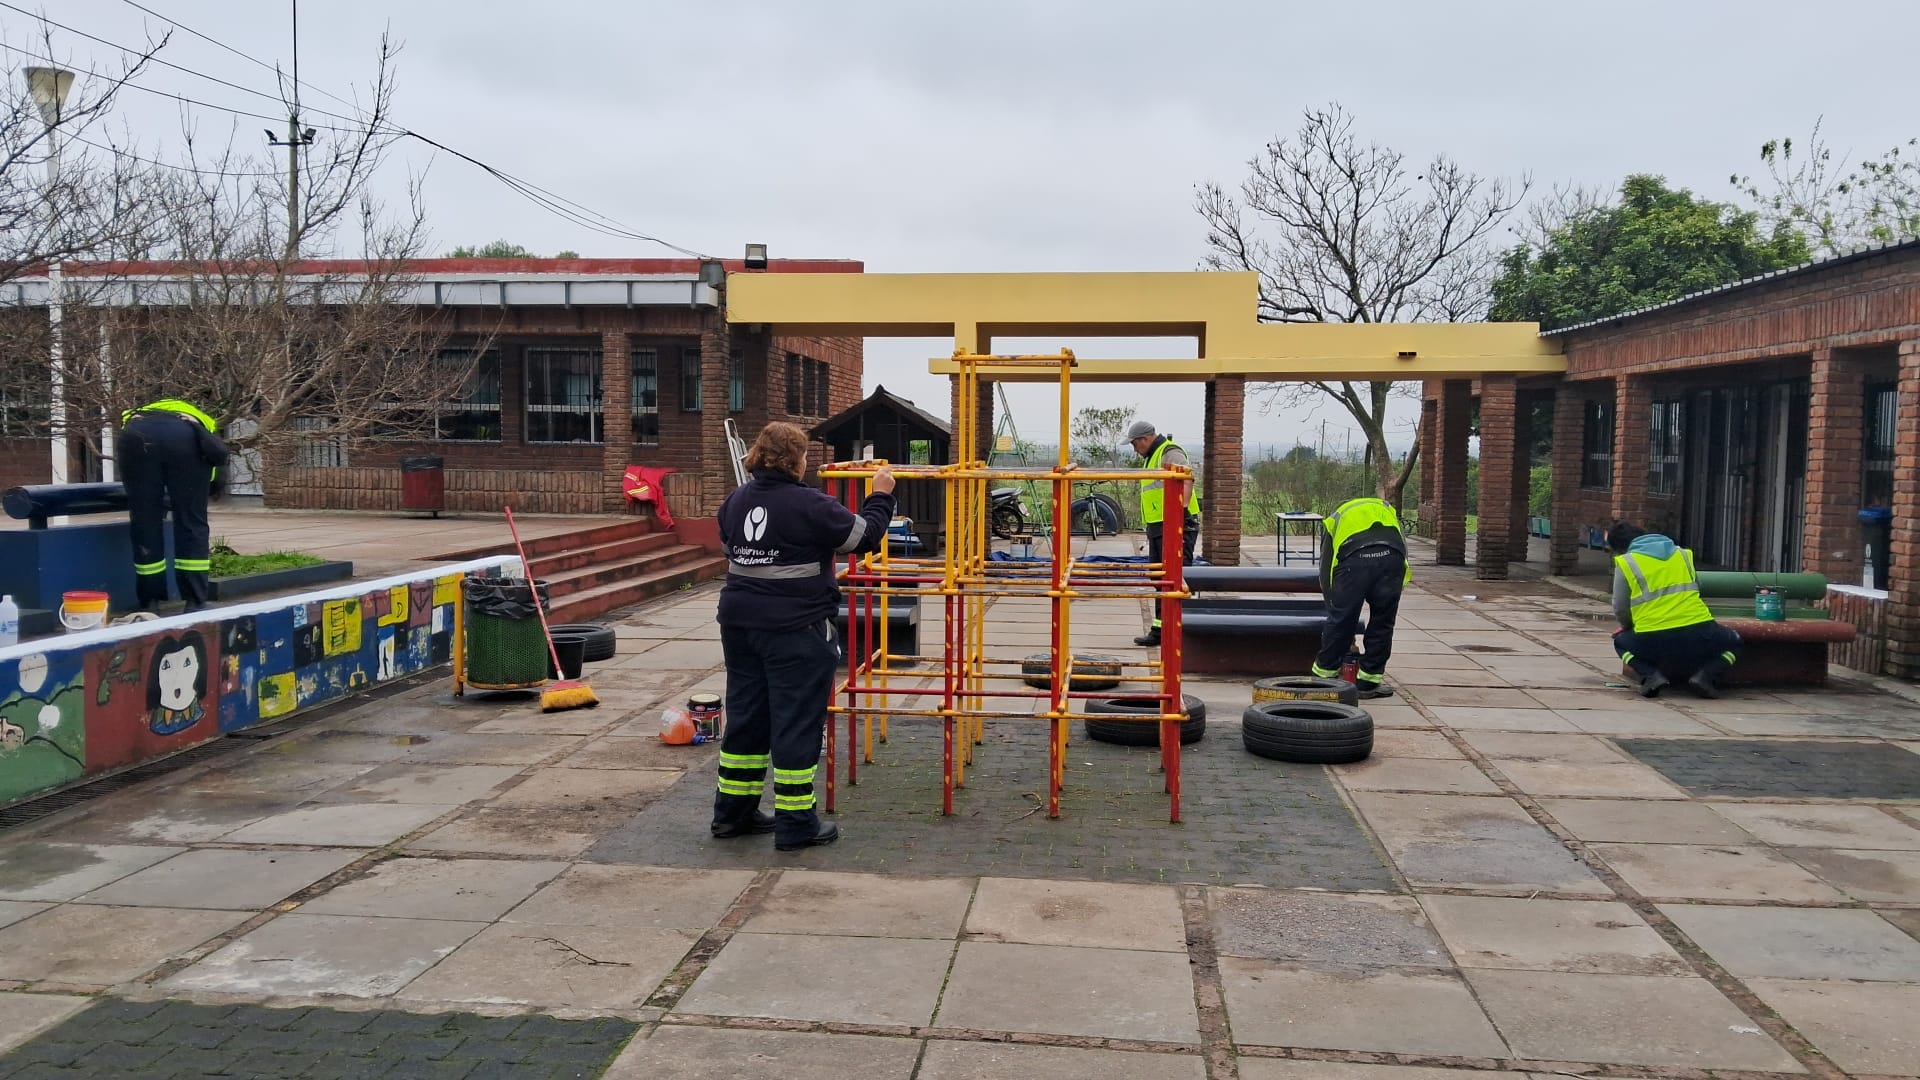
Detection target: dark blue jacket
<box><xmin>716</xmin><ymin>468</ymin><xmax>896</xmax><ymax>631</ymax></box>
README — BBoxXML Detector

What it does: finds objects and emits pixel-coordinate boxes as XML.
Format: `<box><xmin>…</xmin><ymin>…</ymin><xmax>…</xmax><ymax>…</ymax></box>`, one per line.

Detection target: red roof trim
<box><xmin>42</xmin><ymin>257</ymin><xmax>864</xmax><ymax>276</ymax></box>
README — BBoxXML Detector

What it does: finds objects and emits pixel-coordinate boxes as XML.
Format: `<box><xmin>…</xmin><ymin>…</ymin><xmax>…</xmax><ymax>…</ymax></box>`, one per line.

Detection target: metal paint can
<box><xmin>1339</xmin><ymin>653</ymin><xmax>1360</xmax><ymax>684</ymax></box>
<box><xmin>1754</xmin><ymin>586</ymin><xmax>1785</xmax><ymax>622</ymax></box>
<box><xmin>688</xmin><ymin>692</ymin><xmax>723</xmax><ymax>740</ymax></box>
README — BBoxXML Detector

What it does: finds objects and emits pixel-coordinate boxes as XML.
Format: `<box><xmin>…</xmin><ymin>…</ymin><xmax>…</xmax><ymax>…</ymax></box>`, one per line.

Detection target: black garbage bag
<box><xmin>462</xmin><ymin>576</ymin><xmax>550</xmax><ymax>619</ymax></box>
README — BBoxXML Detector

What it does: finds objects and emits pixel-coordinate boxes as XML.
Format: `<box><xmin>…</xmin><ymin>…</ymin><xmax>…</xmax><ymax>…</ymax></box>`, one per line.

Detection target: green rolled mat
<box><xmin>1704</xmin><ymin>600</ymin><xmax>1828</xmax><ymax>620</ymax></box>
<box><xmin>1695</xmin><ymin>571</ymin><xmax>1828</xmax><ymax>601</ymax></box>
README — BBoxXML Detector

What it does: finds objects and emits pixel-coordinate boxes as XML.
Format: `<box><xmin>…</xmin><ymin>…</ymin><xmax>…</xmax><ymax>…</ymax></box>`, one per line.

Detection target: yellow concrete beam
<box><xmin>726</xmin><ymin>270</ymin><xmax>1565</xmax><ymax>379</ymax></box>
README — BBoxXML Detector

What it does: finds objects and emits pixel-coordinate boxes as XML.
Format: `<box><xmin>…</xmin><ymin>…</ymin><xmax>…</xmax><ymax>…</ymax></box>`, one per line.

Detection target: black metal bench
<box><xmin>1181</xmin><ymin>573</ymin><xmax>1343</xmax><ymax>676</ymax></box>
<box><xmin>2</xmin><ymin>482</ymin><xmax>153</xmax><ymax>529</ymax></box>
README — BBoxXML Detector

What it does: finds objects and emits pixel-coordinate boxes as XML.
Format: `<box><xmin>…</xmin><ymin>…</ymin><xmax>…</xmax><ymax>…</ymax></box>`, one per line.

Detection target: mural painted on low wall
<box><xmin>1</xmin><ymin>567</ymin><xmax>475</xmax><ymax>806</ymax></box>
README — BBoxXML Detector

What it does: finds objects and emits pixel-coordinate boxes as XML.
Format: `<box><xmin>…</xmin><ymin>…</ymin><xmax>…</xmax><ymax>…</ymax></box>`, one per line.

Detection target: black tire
<box><xmin>1067</xmin><ymin>493</ymin><xmax>1123</xmax><ymax>538</ymax></box>
<box><xmin>1084</xmin><ymin>694</ymin><xmax>1207</xmax><ymax>746</ymax></box>
<box><xmin>1252</xmin><ymin>675</ymin><xmax>1359</xmax><ymax>707</ymax></box>
<box><xmin>1241</xmin><ymin>701</ymin><xmax>1372</xmax><ymax>764</ymax></box>
<box><xmin>990</xmin><ymin>504</ymin><xmax>1024</xmax><ymax>540</ymax></box>
<box><xmin>1021</xmin><ymin>653</ymin><xmax>1124</xmax><ymax>691</ymax></box>
<box><xmin>547</xmin><ymin>623</ymin><xmax>616</xmax><ymax>663</ymax></box>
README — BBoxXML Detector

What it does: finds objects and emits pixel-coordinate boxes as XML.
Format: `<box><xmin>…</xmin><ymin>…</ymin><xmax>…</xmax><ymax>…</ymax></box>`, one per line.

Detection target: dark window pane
<box><xmin>680</xmin><ymin>345</ymin><xmax>703</xmax><ymax>412</ymax></box>
<box><xmin>525</xmin><ymin>347</ymin><xmax>603</xmax><ymax>443</ymax></box>
<box><xmin>631</xmin><ymin>347</ymin><xmax>660</xmax><ymax>445</ymax></box>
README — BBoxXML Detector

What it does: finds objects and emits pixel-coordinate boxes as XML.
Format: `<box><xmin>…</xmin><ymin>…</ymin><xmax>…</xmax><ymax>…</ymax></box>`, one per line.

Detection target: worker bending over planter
<box><xmin>1607</xmin><ymin>521</ymin><xmax>1742</xmax><ymax>698</ymax></box>
<box><xmin>1311</xmin><ymin>497</ymin><xmax>1408</xmax><ymax>700</ymax></box>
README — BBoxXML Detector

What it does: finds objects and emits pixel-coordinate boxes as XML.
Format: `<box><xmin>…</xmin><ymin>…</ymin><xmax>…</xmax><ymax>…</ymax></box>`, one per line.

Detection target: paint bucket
<box><xmin>58</xmin><ymin>590</ymin><xmax>109</xmax><ymax>632</ymax></box>
<box><xmin>1754</xmin><ymin>586</ymin><xmax>1786</xmax><ymax>622</ymax></box>
<box><xmin>688</xmin><ymin>692</ymin><xmax>723</xmax><ymax>740</ymax></box>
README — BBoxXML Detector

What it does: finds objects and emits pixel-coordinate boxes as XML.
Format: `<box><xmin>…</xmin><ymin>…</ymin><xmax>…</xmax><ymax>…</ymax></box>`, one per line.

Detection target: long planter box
<box><xmin>207</xmin><ymin>560</ymin><xmax>354</xmax><ymax>600</ymax></box>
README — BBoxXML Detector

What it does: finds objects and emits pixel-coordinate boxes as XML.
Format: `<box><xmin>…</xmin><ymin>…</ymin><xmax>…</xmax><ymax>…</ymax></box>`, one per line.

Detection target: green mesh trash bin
<box><xmin>462</xmin><ymin>577</ymin><xmax>551</xmax><ymax>689</ymax></box>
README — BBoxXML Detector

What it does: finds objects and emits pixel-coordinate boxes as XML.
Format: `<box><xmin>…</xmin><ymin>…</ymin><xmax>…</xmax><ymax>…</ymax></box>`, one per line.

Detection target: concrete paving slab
<box><xmin>0</xmin><ymin>904</ymin><xmax>248</xmax><ymax>983</ymax></box>
<box><xmin>1553</xmin><ymin>710</ymin><xmax>1719</xmax><ymax>736</ymax></box>
<box><xmin>1883</xmin><ymin>907</ymin><xmax>1920</xmax><ymax>942</ymax></box>
<box><xmin>1218</xmin><ymin>959</ymin><xmax>1506</xmax><ymax>1056</ymax></box>
<box><xmin>256</xmin><ymin>729</ymin><xmax>438</xmax><ymax>766</ymax></box>
<box><xmin>1781</xmin><ymin>846</ymin><xmax>1920</xmax><ymax>902</ymax></box>
<box><xmin>163</xmin><ymin>913</ymin><xmax>484</xmax><ymax>998</ymax></box>
<box><xmin>603</xmin><ymin>1025</ymin><xmax>924</xmax><ymax>1080</ymax></box>
<box><xmin>1363</xmin><ymin>704</ymin><xmax>1436</xmax><ymax>729</ymax></box>
<box><xmin>1419</xmin><ymin>895</ymin><xmax>1688</xmax><ymax>975</ymax></box>
<box><xmin>1711</xmin><ymin>803</ymin><xmax>1920</xmax><ymax>850</ymax></box>
<box><xmin>636</xmin><ymin>640</ymin><xmax>727</xmax><ymax>669</ymax></box>
<box><xmin>936</xmin><ymin>940</ymin><xmax>1200</xmax><ymax>1043</ymax></box>
<box><xmin>220</xmin><ymin>802</ymin><xmax>452</xmax><ymax>847</ymax></box>
<box><xmin>470</xmin><ymin>714</ymin><xmax>613</xmax><ymax>736</ymax></box>
<box><xmin>1371</xmin><ymin>730</ymin><xmax>1463</xmax><ymax>758</ymax></box>
<box><xmin>1539</xmin><ymin>798</ymin><xmax>1755</xmax><ymax>845</ymax></box>
<box><xmin>1238</xmin><ymin>1063</ymin><xmax>1529</xmax><ymax>1080</ymax></box>
<box><xmin>1387</xmin><ymin>667</ymin><xmax>1513</xmax><ymax>688</ymax></box>
<box><xmin>1524</xmin><ymin>688</ymin><xmax>1658</xmax><ymax>711</ymax></box>
<box><xmin>746</xmin><ymin>870</ymin><xmax>974</xmax><ymax>939</ymax></box>
<box><xmin>1210</xmin><ymin>889</ymin><xmax>1447</xmax><ymax>968</ymax></box>
<box><xmin>505</xmin><ymin>865</ymin><xmax>754</xmax><ymax>929</ymax></box>
<box><xmin>488</xmin><ymin>767</ymin><xmax>679</xmax><ymax>810</ymax></box>
<box><xmin>1660</xmin><ymin>903</ymin><xmax>1920</xmax><ymax>981</ymax></box>
<box><xmin>1747</xmin><ymin>977</ymin><xmax>1920</xmax><ymax>1076</ymax></box>
<box><xmin>678</xmin><ymin>932</ymin><xmax>952</xmax><ymax>1026</ymax></box>
<box><xmin>392</xmin><ymin>732</ymin><xmax>585</xmax><ymax>766</ymax></box>
<box><xmin>964</xmin><ymin>877</ymin><xmax>1187</xmax><ymax>952</ymax></box>
<box><xmin>0</xmin><ymin>843</ymin><xmax>184</xmax><ymax>901</ymax></box>
<box><xmin>1422</xmin><ymin>707</ymin><xmax>1576</xmax><ymax>732</ymax></box>
<box><xmin>76</xmin><ymin>847</ymin><xmax>362</xmax><ymax>910</ymax></box>
<box><xmin>1591</xmin><ymin>843</ymin><xmax>1848</xmax><ymax>902</ymax></box>
<box><xmin>1466</xmin><ymin>969</ymin><xmax>1800</xmax><ymax>1071</ymax></box>
<box><xmin>1710</xmin><ymin>712</ymin><xmax>1920</xmax><ymax>738</ymax></box>
<box><xmin>1376</xmin><ymin>650</ymin><xmax>1484</xmax><ymax>669</ymax></box>
<box><xmin>36</xmin><ymin>792</ymin><xmax>296</xmax><ymax>845</ymax></box>
<box><xmin>1408</xmin><ymin>688</ymin><xmax>1543</xmax><ymax>710</ymax></box>
<box><xmin>1458</xmin><ymin>731</ymin><xmax>1628</xmax><ymax>764</ymax></box>
<box><xmin>561</xmin><ymin>737</ymin><xmax>691</xmax><ymax>774</ymax></box>
<box><xmin>0</xmin><ymin>992</ymin><xmax>91</xmax><ymax>1055</ymax></box>
<box><xmin>1493</xmin><ymin>761</ymin><xmax>1686</xmax><ymax>799</ymax></box>
<box><xmin>299</xmin><ymin>856</ymin><xmax>567</xmax><ymax>921</ymax></box>
<box><xmin>405</xmin><ymin>807</ymin><xmax>613</xmax><ymax>857</ymax></box>
<box><xmin>918</xmin><ymin>1040</ymin><xmax>1205</xmax><ymax>1080</ymax></box>
<box><xmin>182</xmin><ymin>758</ymin><xmax>378</xmax><ymax>798</ymax></box>
<box><xmin>316</xmin><ymin>763</ymin><xmax>523</xmax><ymax>805</ymax></box>
<box><xmin>1349</xmin><ymin>792</ymin><xmax>1607</xmax><ymax>893</ymax></box>
<box><xmin>0</xmin><ymin>899</ymin><xmax>49</xmax><ymax>930</ymax></box>
<box><xmin>1333</xmin><ymin>757</ymin><xmax>1502</xmax><ymax>794</ymax></box>
<box><xmin>398</xmin><ymin>921</ymin><xmax>697</xmax><ymax>1008</ymax></box>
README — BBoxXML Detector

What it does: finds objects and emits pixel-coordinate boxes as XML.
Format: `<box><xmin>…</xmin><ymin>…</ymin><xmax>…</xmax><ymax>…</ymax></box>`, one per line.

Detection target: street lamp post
<box><xmin>24</xmin><ymin>67</ymin><xmax>73</xmax><ymax>491</ymax></box>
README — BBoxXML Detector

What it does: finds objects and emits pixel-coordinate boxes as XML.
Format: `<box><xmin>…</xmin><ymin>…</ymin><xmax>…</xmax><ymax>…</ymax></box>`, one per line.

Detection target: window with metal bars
<box><xmin>0</xmin><ymin>386</ymin><xmax>47</xmax><ymax>437</ymax></box>
<box><xmin>812</xmin><ymin>359</ymin><xmax>830</xmax><ymax>415</ymax></box>
<box><xmin>1581</xmin><ymin>398</ymin><xmax>1614</xmax><ymax>489</ymax></box>
<box><xmin>1865</xmin><ymin>381</ymin><xmax>1897</xmax><ymax>507</ymax></box>
<box><xmin>679</xmin><ymin>344</ymin><xmax>703</xmax><ymax>412</ymax></box>
<box><xmin>729</xmin><ymin>348</ymin><xmax>745</xmax><ymax>412</ymax></box>
<box><xmin>631</xmin><ymin>347</ymin><xmax>660</xmax><ymax>445</ymax></box>
<box><xmin>786</xmin><ymin>352</ymin><xmax>802</xmax><ymax>414</ymax></box>
<box><xmin>437</xmin><ymin>348</ymin><xmax>502</xmax><ymax>441</ymax></box>
<box><xmin>525</xmin><ymin>346</ymin><xmax>603</xmax><ymax>443</ymax></box>
<box><xmin>1649</xmin><ymin>398</ymin><xmax>1683</xmax><ymax>496</ymax></box>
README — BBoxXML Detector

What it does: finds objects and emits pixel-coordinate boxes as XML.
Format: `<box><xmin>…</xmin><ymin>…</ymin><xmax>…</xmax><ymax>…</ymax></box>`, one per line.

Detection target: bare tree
<box><xmin>1196</xmin><ymin>104</ymin><xmax>1525</xmax><ymax>505</ymax></box>
<box><xmin>1734</xmin><ymin>119</ymin><xmax>1920</xmax><ymax>259</ymax></box>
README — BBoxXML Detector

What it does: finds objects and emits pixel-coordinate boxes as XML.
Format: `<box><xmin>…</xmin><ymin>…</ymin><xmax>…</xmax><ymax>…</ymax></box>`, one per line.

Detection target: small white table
<box><xmin>1275</xmin><ymin>513</ymin><xmax>1324</xmax><ymax>566</ymax></box>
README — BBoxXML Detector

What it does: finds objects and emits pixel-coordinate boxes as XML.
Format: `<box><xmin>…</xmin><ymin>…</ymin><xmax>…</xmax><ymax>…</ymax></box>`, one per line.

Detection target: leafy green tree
<box><xmin>447</xmin><ymin>240</ymin><xmax>538</xmax><ymax>258</ymax></box>
<box><xmin>1490</xmin><ymin>175</ymin><xmax>1809</xmax><ymax>330</ymax></box>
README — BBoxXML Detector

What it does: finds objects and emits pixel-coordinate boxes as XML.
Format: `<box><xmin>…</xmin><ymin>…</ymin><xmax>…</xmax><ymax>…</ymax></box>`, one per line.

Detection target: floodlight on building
<box><xmin>744</xmin><ymin>243</ymin><xmax>769</xmax><ymax>270</ymax></box>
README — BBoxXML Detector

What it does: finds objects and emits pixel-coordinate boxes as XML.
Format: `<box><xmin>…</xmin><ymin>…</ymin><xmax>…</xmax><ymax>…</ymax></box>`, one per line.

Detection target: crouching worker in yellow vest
<box><xmin>1310</xmin><ymin>497</ymin><xmax>1410</xmax><ymax>700</ymax></box>
<box><xmin>1608</xmin><ymin>521</ymin><xmax>1742</xmax><ymax>698</ymax></box>
<box><xmin>1126</xmin><ymin>419</ymin><xmax>1201</xmax><ymax>648</ymax></box>
<box><xmin>119</xmin><ymin>398</ymin><xmax>228</xmax><ymax>613</ymax></box>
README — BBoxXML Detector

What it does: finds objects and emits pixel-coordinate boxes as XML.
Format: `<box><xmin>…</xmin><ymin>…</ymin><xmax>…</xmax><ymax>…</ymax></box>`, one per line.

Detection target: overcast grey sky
<box><xmin>35</xmin><ymin>0</ymin><xmax>1920</xmax><ymax>454</ymax></box>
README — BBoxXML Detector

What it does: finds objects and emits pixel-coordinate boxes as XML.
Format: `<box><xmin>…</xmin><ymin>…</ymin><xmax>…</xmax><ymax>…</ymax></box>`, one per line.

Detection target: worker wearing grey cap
<box><xmin>1126</xmin><ymin>419</ymin><xmax>1201</xmax><ymax>647</ymax></box>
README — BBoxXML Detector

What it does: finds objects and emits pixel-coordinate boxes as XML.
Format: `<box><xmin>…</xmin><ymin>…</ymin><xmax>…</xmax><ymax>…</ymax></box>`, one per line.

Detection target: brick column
<box><xmin>599</xmin><ymin>329</ymin><xmax>633</xmax><ymax>513</ymax></box>
<box><xmin>947</xmin><ymin>376</ymin><xmax>993</xmax><ymax>464</ymax></box>
<box><xmin>1610</xmin><ymin>375</ymin><xmax>1652</xmax><ymax>527</ymax></box>
<box><xmin>1803</xmin><ymin>348</ymin><xmax>1865</xmax><ymax>581</ymax></box>
<box><xmin>1433</xmin><ymin>379</ymin><xmax>1471</xmax><ymax>565</ymax></box>
<box><xmin>1885</xmin><ymin>340</ymin><xmax>1920</xmax><ymax>676</ymax></box>
<box><xmin>1476</xmin><ymin>376</ymin><xmax>1518</xmax><ymax>579</ymax></box>
<box><xmin>1507</xmin><ymin>393</ymin><xmax>1534</xmax><ymax>563</ymax></box>
<box><xmin>1416</xmin><ymin>392</ymin><xmax>1437</xmax><ymax>538</ymax></box>
<box><xmin>698</xmin><ymin>318</ymin><xmax>734</xmax><ymax>514</ymax></box>
<box><xmin>1548</xmin><ymin>386</ymin><xmax>1584</xmax><ymax>574</ymax></box>
<box><xmin>1202</xmin><ymin>375</ymin><xmax>1245</xmax><ymax>565</ymax></box>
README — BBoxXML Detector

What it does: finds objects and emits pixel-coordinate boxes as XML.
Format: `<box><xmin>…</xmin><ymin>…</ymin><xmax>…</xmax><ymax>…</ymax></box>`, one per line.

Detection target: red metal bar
<box><xmin>943</xmin><ymin>587</ymin><xmax>956</xmax><ymax>816</ymax></box>
<box><xmin>1048</xmin><ymin>474</ymin><xmax>1070</xmax><ymax>819</ymax></box>
<box><xmin>824</xmin><ymin>477</ymin><xmax>840</xmax><ymax>814</ymax></box>
<box><xmin>1162</xmin><ymin>477</ymin><xmax>1186</xmax><ymax>823</ymax></box>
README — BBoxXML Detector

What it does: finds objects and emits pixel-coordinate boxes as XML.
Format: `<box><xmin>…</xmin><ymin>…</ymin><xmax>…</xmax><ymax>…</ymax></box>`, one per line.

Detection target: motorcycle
<box><xmin>989</xmin><ymin>487</ymin><xmax>1029</xmax><ymax>540</ymax></box>
<box><xmin>988</xmin><ymin>486</ymin><xmax>1125</xmax><ymax>541</ymax></box>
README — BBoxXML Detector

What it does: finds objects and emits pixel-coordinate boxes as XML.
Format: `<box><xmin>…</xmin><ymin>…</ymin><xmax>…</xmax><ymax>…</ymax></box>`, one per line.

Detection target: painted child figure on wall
<box><xmin>147</xmin><ymin>631</ymin><xmax>209</xmax><ymax>735</ymax></box>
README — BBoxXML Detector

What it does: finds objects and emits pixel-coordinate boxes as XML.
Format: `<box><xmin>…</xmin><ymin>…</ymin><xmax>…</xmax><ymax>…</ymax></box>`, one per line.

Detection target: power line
<box><xmin>0</xmin><ymin>39</ymin><xmax>360</xmax><ymax>130</ymax></box>
<box><xmin>67</xmin><ymin>132</ymin><xmax>281</xmax><ymax>177</ymax></box>
<box><xmin>116</xmin><ymin>0</ymin><xmax>372</xmax><ymax>123</ymax></box>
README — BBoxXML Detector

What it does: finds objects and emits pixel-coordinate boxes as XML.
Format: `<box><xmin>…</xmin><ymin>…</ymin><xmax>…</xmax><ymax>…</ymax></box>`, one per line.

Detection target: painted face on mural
<box><xmin>155</xmin><ymin>641</ymin><xmax>201</xmax><ymax>712</ymax></box>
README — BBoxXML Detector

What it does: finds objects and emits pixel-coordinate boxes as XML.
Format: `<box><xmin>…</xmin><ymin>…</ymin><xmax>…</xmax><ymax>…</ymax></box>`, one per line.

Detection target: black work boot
<box><xmin>1637</xmin><ymin>672</ymin><xmax>1670</xmax><ymax>698</ymax></box>
<box><xmin>1686</xmin><ymin>670</ymin><xmax>1724</xmax><ymax>699</ymax></box>
<box><xmin>711</xmin><ymin>809</ymin><xmax>776</xmax><ymax>839</ymax></box>
<box><xmin>1357</xmin><ymin>681</ymin><xmax>1394</xmax><ymax>700</ymax></box>
<box><xmin>775</xmin><ymin>811</ymin><xmax>840</xmax><ymax>852</ymax></box>
<box><xmin>1133</xmin><ymin>629</ymin><xmax>1161</xmax><ymax>647</ymax></box>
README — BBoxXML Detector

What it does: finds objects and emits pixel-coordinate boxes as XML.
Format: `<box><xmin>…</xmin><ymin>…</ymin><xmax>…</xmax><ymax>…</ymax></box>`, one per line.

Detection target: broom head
<box><xmin>540</xmin><ymin>679</ymin><xmax>600</xmax><ymax>713</ymax></box>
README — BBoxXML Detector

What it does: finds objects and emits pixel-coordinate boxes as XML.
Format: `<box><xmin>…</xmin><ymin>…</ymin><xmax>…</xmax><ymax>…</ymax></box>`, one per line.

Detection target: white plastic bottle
<box><xmin>0</xmin><ymin>594</ymin><xmax>18</xmax><ymax>647</ymax></box>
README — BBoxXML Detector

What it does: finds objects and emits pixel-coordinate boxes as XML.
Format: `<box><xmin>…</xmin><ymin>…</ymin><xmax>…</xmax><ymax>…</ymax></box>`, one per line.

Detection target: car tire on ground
<box><xmin>1251</xmin><ymin>675</ymin><xmax>1359</xmax><ymax>707</ymax></box>
<box><xmin>547</xmin><ymin>623</ymin><xmax>617</xmax><ymax>662</ymax></box>
<box><xmin>1021</xmin><ymin>653</ymin><xmax>1124</xmax><ymax>691</ymax></box>
<box><xmin>1241</xmin><ymin>701</ymin><xmax>1372</xmax><ymax>764</ymax></box>
<box><xmin>1083</xmin><ymin>694</ymin><xmax>1207</xmax><ymax>745</ymax></box>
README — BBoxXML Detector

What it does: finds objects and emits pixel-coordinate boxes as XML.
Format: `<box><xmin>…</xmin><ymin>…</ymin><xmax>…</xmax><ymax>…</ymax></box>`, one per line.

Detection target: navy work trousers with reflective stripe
<box><xmin>120</xmin><ymin>412</ymin><xmax>212</xmax><ymax>609</ymax></box>
<box><xmin>714</xmin><ymin>621</ymin><xmax>837</xmax><ymax>844</ymax></box>
<box><xmin>1145</xmin><ymin>517</ymin><xmax>1199</xmax><ymax>629</ymax></box>
<box><xmin>1613</xmin><ymin>620</ymin><xmax>1743</xmax><ymax>682</ymax></box>
<box><xmin>1315</xmin><ymin>547</ymin><xmax>1405</xmax><ymax>682</ymax></box>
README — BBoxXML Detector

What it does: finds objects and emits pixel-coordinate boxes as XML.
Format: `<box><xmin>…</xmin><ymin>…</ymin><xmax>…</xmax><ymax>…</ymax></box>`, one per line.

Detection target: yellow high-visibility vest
<box><xmin>1614</xmin><ymin>548</ymin><xmax>1713</xmax><ymax>632</ymax></box>
<box><xmin>123</xmin><ymin>398</ymin><xmax>218</xmax><ymax>433</ymax></box>
<box><xmin>1139</xmin><ymin>439</ymin><xmax>1201</xmax><ymax>525</ymax></box>
<box><xmin>1324</xmin><ymin>497</ymin><xmax>1412</xmax><ymax>584</ymax></box>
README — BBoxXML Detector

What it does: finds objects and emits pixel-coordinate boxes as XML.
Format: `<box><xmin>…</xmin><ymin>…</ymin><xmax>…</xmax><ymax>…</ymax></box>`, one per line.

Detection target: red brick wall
<box><xmin>1203</xmin><ymin>375</ymin><xmax>1245</xmax><ymax>565</ymax></box>
<box><xmin>280</xmin><ymin>465</ymin><xmax>603</xmax><ymax>513</ymax></box>
<box><xmin>0</xmin><ymin>439</ymin><xmax>46</xmax><ymax>488</ymax></box>
<box><xmin>1432</xmin><ymin>380</ymin><xmax>1471</xmax><ymax>564</ymax></box>
<box><xmin>1476</xmin><ymin>376</ymin><xmax>1517</xmax><ymax>579</ymax></box>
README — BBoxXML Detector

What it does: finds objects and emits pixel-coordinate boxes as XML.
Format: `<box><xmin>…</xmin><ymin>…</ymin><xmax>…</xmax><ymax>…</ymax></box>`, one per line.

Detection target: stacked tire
<box><xmin>1083</xmin><ymin>694</ymin><xmax>1207</xmax><ymax>745</ymax></box>
<box><xmin>1241</xmin><ymin>701</ymin><xmax>1372</xmax><ymax>763</ymax></box>
<box><xmin>1021</xmin><ymin>653</ymin><xmax>1123</xmax><ymax>691</ymax></box>
<box><xmin>547</xmin><ymin>624</ymin><xmax>617</xmax><ymax>662</ymax></box>
<box><xmin>1251</xmin><ymin>675</ymin><xmax>1358</xmax><ymax>707</ymax></box>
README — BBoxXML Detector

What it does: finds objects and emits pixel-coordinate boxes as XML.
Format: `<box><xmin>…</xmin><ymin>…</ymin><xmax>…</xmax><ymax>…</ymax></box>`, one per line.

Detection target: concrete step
<box><xmin>542</xmin><ymin>544</ymin><xmax>713</xmax><ymax>601</ymax></box>
<box><xmin>547</xmin><ymin>555</ymin><xmax>727</xmax><ymax>623</ymax></box>
<box><xmin>429</xmin><ymin>518</ymin><xmax>654</xmax><ymax>562</ymax></box>
<box><xmin>529</xmin><ymin>531</ymin><xmax>681</xmax><ymax>577</ymax></box>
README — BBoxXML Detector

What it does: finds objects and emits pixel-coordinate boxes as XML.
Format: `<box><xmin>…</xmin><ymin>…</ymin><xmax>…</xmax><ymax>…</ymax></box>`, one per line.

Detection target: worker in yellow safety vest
<box><xmin>119</xmin><ymin>398</ymin><xmax>229</xmax><ymax>612</ymax></box>
<box><xmin>1310</xmin><ymin>496</ymin><xmax>1411</xmax><ymax>699</ymax></box>
<box><xmin>1126</xmin><ymin>419</ymin><xmax>1201</xmax><ymax>647</ymax></box>
<box><xmin>1607</xmin><ymin>521</ymin><xmax>1742</xmax><ymax>698</ymax></box>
